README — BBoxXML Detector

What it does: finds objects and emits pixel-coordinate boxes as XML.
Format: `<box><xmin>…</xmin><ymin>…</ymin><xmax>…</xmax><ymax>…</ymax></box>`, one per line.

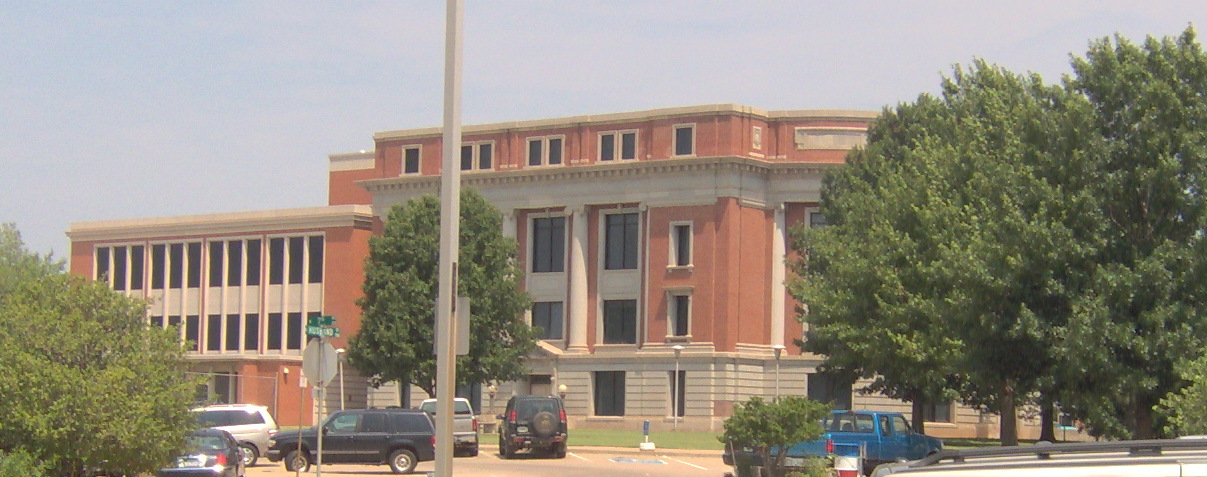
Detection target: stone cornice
<box><xmin>67</xmin><ymin>205</ymin><xmax>375</xmax><ymax>242</ymax></box>
<box><xmin>373</xmin><ymin>104</ymin><xmax>877</xmax><ymax>141</ymax></box>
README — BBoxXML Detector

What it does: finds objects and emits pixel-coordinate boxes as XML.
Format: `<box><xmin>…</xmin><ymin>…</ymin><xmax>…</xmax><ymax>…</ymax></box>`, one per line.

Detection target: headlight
<box><xmin>268</xmin><ymin>439</ymin><xmax>277</xmax><ymax>448</ymax></box>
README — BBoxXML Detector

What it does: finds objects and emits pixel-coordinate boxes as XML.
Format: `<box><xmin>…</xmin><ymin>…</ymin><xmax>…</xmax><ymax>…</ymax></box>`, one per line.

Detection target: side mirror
<box><xmin>496</xmin><ymin>414</ymin><xmax>504</xmax><ymax>420</ymax></box>
<box><xmin>321</xmin><ymin>427</ymin><xmax>329</xmax><ymax>435</ymax></box>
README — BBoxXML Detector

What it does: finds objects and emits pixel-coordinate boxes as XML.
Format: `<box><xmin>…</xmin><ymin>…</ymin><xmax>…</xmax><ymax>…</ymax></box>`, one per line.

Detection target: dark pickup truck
<box><xmin>725</xmin><ymin>410</ymin><xmax>943</xmax><ymax>474</ymax></box>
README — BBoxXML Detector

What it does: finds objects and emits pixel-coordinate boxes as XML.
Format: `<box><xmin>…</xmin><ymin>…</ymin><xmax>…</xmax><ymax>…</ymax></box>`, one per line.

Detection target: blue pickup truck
<box><xmin>725</xmin><ymin>410</ymin><xmax>943</xmax><ymax>474</ymax></box>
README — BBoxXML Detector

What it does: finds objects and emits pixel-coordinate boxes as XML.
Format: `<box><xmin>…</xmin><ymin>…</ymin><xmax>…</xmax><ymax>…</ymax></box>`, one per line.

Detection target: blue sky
<box><xmin>2</xmin><ymin>1</ymin><xmax>1205</xmax><ymax>257</ymax></box>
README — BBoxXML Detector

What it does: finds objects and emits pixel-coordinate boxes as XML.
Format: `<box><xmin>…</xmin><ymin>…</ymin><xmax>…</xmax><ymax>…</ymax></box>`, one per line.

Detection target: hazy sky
<box><xmin>3</xmin><ymin>1</ymin><xmax>1205</xmax><ymax>257</ymax></box>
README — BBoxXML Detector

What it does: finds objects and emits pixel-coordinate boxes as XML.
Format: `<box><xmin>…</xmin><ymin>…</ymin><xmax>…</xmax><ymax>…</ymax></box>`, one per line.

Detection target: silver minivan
<box><xmin>193</xmin><ymin>403</ymin><xmax>279</xmax><ymax>467</ymax></box>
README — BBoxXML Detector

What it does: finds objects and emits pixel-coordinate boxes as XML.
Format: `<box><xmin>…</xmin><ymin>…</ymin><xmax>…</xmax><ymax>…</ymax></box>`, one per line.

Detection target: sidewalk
<box><xmin>570</xmin><ymin>445</ymin><xmax>722</xmax><ymax>459</ymax></box>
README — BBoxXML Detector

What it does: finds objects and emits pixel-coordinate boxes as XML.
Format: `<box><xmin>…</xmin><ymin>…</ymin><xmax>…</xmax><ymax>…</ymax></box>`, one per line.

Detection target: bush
<box><xmin>0</xmin><ymin>449</ymin><xmax>50</xmax><ymax>477</ymax></box>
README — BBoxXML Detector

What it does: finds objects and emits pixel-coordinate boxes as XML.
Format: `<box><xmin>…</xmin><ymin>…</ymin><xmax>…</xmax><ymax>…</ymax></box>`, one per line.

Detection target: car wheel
<box><xmin>283</xmin><ymin>450</ymin><xmax>310</xmax><ymax>472</ymax></box>
<box><xmin>239</xmin><ymin>443</ymin><xmax>258</xmax><ymax>467</ymax></box>
<box><xmin>554</xmin><ymin>442</ymin><xmax>566</xmax><ymax>459</ymax></box>
<box><xmin>389</xmin><ymin>448</ymin><xmax>417</xmax><ymax>474</ymax></box>
<box><xmin>499</xmin><ymin>437</ymin><xmax>513</xmax><ymax>459</ymax></box>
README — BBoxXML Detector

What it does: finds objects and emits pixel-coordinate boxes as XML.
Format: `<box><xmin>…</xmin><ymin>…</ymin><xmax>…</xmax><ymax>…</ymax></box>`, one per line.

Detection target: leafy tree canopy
<box><xmin>0</xmin><ymin>227</ymin><xmax>199</xmax><ymax>477</ymax></box>
<box><xmin>347</xmin><ymin>188</ymin><xmax>538</xmax><ymax>396</ymax></box>
<box><xmin>720</xmin><ymin>396</ymin><xmax>830</xmax><ymax>477</ymax></box>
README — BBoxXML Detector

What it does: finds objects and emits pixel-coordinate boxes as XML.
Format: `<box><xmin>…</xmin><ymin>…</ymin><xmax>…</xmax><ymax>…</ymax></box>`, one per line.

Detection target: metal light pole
<box><xmin>672</xmin><ymin>345</ymin><xmax>684</xmax><ymax>431</ymax></box>
<box><xmin>336</xmin><ymin>348</ymin><xmax>346</xmax><ymax>411</ymax></box>
<box><xmin>772</xmin><ymin>344</ymin><xmax>786</xmax><ymax>399</ymax></box>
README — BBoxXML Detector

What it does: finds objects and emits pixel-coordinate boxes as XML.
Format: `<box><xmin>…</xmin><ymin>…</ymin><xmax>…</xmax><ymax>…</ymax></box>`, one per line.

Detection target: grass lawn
<box><xmin>484</xmin><ymin>429</ymin><xmax>726</xmax><ymax>450</ymax></box>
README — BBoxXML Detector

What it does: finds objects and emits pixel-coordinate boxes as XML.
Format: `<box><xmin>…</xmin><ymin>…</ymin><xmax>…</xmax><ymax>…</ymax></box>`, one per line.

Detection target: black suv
<box><xmin>265</xmin><ymin>408</ymin><xmax>435</xmax><ymax>474</ymax></box>
<box><xmin>497</xmin><ymin>395</ymin><xmax>568</xmax><ymax>458</ymax></box>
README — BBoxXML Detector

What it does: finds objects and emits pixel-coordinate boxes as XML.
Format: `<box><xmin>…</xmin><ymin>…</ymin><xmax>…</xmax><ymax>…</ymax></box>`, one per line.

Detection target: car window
<box><xmin>361</xmin><ymin>412</ymin><xmax>388</xmax><ymax>433</ymax></box>
<box><xmin>187</xmin><ymin>435</ymin><xmax>227</xmax><ymax>451</ymax></box>
<box><xmin>891</xmin><ymin>415</ymin><xmax>911</xmax><ymax>435</ymax></box>
<box><xmin>392</xmin><ymin>413</ymin><xmax>435</xmax><ymax>433</ymax></box>
<box><xmin>515</xmin><ymin>399</ymin><xmax>557</xmax><ymax>421</ymax></box>
<box><xmin>419</xmin><ymin>402</ymin><xmax>436</xmax><ymax>413</ymax></box>
<box><xmin>420</xmin><ymin>400</ymin><xmax>474</xmax><ymax>415</ymax></box>
<box><xmin>196</xmin><ymin>409</ymin><xmax>265</xmax><ymax>427</ymax></box>
<box><xmin>326</xmin><ymin>413</ymin><xmax>360</xmax><ymax>433</ymax></box>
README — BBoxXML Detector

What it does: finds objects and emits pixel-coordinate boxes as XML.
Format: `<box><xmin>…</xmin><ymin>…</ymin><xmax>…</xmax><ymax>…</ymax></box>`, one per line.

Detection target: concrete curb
<box><xmin>569</xmin><ymin>445</ymin><xmax>723</xmax><ymax>459</ymax></box>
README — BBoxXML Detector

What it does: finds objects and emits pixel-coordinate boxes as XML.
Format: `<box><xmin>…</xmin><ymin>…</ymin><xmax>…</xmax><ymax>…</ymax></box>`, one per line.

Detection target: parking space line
<box><xmin>663</xmin><ymin>456</ymin><xmax>708</xmax><ymax>470</ymax></box>
<box><xmin>568</xmin><ymin>452</ymin><xmax>590</xmax><ymax>461</ymax></box>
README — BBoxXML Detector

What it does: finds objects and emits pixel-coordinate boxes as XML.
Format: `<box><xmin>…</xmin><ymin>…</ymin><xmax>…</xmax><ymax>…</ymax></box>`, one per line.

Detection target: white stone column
<box><xmin>771</xmin><ymin>204</ymin><xmax>786</xmax><ymax>349</ymax></box>
<box><xmin>567</xmin><ymin>205</ymin><xmax>589</xmax><ymax>352</ymax></box>
<box><xmin>502</xmin><ymin>212</ymin><xmax>517</xmax><ymax>238</ymax></box>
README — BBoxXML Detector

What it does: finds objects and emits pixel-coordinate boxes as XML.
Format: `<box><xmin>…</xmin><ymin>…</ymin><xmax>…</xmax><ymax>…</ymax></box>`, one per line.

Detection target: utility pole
<box><xmin>434</xmin><ymin>1</ymin><xmax>463</xmax><ymax>476</ymax></box>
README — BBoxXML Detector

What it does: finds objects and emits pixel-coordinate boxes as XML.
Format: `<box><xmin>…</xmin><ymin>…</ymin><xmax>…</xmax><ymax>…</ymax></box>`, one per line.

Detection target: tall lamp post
<box><xmin>335</xmin><ymin>348</ymin><xmax>346</xmax><ymax>411</ymax></box>
<box><xmin>672</xmin><ymin>345</ymin><xmax>684</xmax><ymax>431</ymax></box>
<box><xmin>772</xmin><ymin>344</ymin><xmax>786</xmax><ymax>399</ymax></box>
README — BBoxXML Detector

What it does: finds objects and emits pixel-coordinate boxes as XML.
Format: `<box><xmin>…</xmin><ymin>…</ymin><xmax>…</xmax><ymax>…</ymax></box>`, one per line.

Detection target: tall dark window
<box><xmin>308</xmin><ymin>236</ymin><xmax>324</xmax><ymax>283</ymax></box>
<box><xmin>227</xmin><ymin>241</ymin><xmax>243</xmax><ymax>286</ymax></box>
<box><xmin>460</xmin><ymin>144</ymin><xmax>474</xmax><ymax>171</ymax></box>
<box><xmin>209</xmin><ymin>242</ymin><xmax>224</xmax><ymax>287</ymax></box>
<box><xmin>670</xmin><ymin>371</ymin><xmax>686</xmax><ymax>417</ymax></box>
<box><xmin>112</xmin><ymin>246</ymin><xmax>127</xmax><ymax>291</ymax></box>
<box><xmin>95</xmin><ymin>247</ymin><xmax>110</xmax><ymax>283</ymax></box>
<box><xmin>206</xmin><ymin>314</ymin><xmax>222</xmax><ymax>351</ymax></box>
<box><xmin>532</xmin><ymin>217</ymin><xmax>565</xmax><ymax>273</ymax></box>
<box><xmin>600</xmin><ymin>133</ymin><xmax>616</xmax><ymax>161</ymax></box>
<box><xmin>151</xmin><ymin>244</ymin><xmax>166</xmax><ymax>289</ymax></box>
<box><xmin>404</xmin><ymin>147</ymin><xmax>420</xmax><ymax>174</ymax></box>
<box><xmin>266</xmin><ymin>313</ymin><xmax>282</xmax><ymax>351</ymax></box>
<box><xmin>672</xmin><ymin>224</ymin><xmax>691</xmax><ymax>266</ymax></box>
<box><xmin>268</xmin><ymin>238</ymin><xmax>285</xmax><ymax>285</ymax></box>
<box><xmin>286</xmin><ymin>312</ymin><xmax>303</xmax><ymax>350</ymax></box>
<box><xmin>808</xmin><ymin>373</ymin><xmax>853</xmax><ymax>410</ymax></box>
<box><xmin>187</xmin><ymin>243</ymin><xmax>201</xmax><ymax>288</ymax></box>
<box><xmin>244</xmin><ymin>314</ymin><xmax>259</xmax><ymax>352</ymax></box>
<box><xmin>169</xmin><ymin>244</ymin><xmax>184</xmax><ymax>289</ymax></box>
<box><xmin>130</xmin><ymin>245</ymin><xmax>144</xmax><ymax>290</ymax></box>
<box><xmin>225</xmin><ymin>314</ymin><xmax>241</xmax><ymax>351</ymax></box>
<box><xmin>185</xmin><ymin>315</ymin><xmax>200</xmax><ymax>352</ymax></box>
<box><xmin>605</xmin><ymin>213</ymin><xmax>639</xmax><ymax>270</ymax></box>
<box><xmin>594</xmin><ymin>371</ymin><xmax>625</xmax><ymax>416</ymax></box>
<box><xmin>674</xmin><ymin>125</ymin><xmax>694</xmax><ymax>156</ymax></box>
<box><xmin>603</xmin><ymin>299</ymin><xmax>637</xmax><ymax>344</ymax></box>
<box><xmin>532</xmin><ymin>302</ymin><xmax>563</xmax><ymax>340</ymax></box>
<box><xmin>288</xmin><ymin>237</ymin><xmax>305</xmax><ymax>284</ymax></box>
<box><xmin>620</xmin><ymin>132</ymin><xmax>636</xmax><ymax>159</ymax></box>
<box><xmin>528</xmin><ymin>139</ymin><xmax>543</xmax><ymax>166</ymax></box>
<box><xmin>151</xmin><ymin>315</ymin><xmax>164</xmax><ymax>328</ymax></box>
<box><xmin>548</xmin><ymin>138</ymin><xmax>563</xmax><ymax>165</ymax></box>
<box><xmin>671</xmin><ymin>294</ymin><xmax>690</xmax><ymax>337</ymax></box>
<box><xmin>246</xmin><ymin>239</ymin><xmax>261</xmax><ymax>286</ymax></box>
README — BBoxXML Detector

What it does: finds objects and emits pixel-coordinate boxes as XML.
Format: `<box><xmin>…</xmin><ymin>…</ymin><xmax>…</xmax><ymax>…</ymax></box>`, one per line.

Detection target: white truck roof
<box><xmin>872</xmin><ymin>439</ymin><xmax>1207</xmax><ymax>477</ymax></box>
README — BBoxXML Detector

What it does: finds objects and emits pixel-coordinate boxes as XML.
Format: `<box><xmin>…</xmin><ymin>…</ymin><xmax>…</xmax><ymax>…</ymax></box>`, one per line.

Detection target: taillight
<box><xmin>472</xmin><ymin>417</ymin><xmax>479</xmax><ymax>433</ymax></box>
<box><xmin>215</xmin><ymin>453</ymin><xmax>228</xmax><ymax>466</ymax></box>
<box><xmin>559</xmin><ymin>409</ymin><xmax>567</xmax><ymax>423</ymax></box>
<box><xmin>826</xmin><ymin>438</ymin><xmax>834</xmax><ymax>454</ymax></box>
<box><xmin>508</xmin><ymin>410</ymin><xmax>517</xmax><ymax>423</ymax></box>
<box><xmin>430</xmin><ymin>435</ymin><xmax>436</xmax><ymax>447</ymax></box>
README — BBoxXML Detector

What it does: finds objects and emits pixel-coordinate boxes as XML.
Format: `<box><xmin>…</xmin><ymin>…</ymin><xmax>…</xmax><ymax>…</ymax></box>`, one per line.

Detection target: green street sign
<box><xmin>308</xmin><ymin>315</ymin><xmax>336</xmax><ymax>327</ymax></box>
<box><xmin>306</xmin><ymin>325</ymin><xmax>340</xmax><ymax>337</ymax></box>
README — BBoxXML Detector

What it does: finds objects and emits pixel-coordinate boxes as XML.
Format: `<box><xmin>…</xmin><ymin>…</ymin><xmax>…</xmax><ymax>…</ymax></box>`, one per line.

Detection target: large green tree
<box><xmin>347</xmin><ymin>188</ymin><xmax>538</xmax><ymax>397</ymax></box>
<box><xmin>1056</xmin><ymin>28</ymin><xmax>1207</xmax><ymax>440</ymax></box>
<box><xmin>0</xmin><ymin>225</ymin><xmax>199</xmax><ymax>477</ymax></box>
<box><xmin>793</xmin><ymin>27</ymin><xmax>1207</xmax><ymax>442</ymax></box>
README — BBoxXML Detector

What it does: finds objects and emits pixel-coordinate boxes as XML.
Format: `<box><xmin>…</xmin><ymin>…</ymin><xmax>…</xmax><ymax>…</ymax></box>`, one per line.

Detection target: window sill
<box><xmin>666</xmin><ymin>265</ymin><xmax>693</xmax><ymax>272</ymax></box>
<box><xmin>665</xmin><ymin>335</ymin><xmax>692</xmax><ymax>343</ymax></box>
<box><xmin>586</xmin><ymin>416</ymin><xmax>626</xmax><ymax>422</ymax></box>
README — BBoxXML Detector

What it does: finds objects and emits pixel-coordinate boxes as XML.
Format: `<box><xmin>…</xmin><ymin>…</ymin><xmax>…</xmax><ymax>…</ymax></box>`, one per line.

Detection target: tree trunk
<box><xmin>1000</xmin><ymin>381</ymin><xmax>1018</xmax><ymax>446</ymax></box>
<box><xmin>1134</xmin><ymin>398</ymin><xmax>1155</xmax><ymax>439</ymax></box>
<box><xmin>912</xmin><ymin>399</ymin><xmax>927</xmax><ymax>434</ymax></box>
<box><xmin>1039</xmin><ymin>396</ymin><xmax>1056</xmax><ymax>442</ymax></box>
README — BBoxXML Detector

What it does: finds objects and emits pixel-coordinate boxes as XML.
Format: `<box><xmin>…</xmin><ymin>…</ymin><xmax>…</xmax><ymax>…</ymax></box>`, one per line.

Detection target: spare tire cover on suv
<box><xmin>532</xmin><ymin>411</ymin><xmax>557</xmax><ymax>437</ymax></box>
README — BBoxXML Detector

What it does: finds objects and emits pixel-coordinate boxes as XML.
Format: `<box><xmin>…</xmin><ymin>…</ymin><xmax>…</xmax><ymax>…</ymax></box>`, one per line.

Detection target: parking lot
<box><xmin>245</xmin><ymin>447</ymin><xmax>722</xmax><ymax>477</ymax></box>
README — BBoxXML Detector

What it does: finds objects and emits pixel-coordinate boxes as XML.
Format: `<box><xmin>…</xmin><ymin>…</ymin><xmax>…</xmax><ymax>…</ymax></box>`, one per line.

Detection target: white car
<box><xmin>193</xmin><ymin>403</ymin><xmax>278</xmax><ymax>467</ymax></box>
<box><xmin>419</xmin><ymin>398</ymin><xmax>479</xmax><ymax>456</ymax></box>
<box><xmin>871</xmin><ymin>439</ymin><xmax>1207</xmax><ymax>476</ymax></box>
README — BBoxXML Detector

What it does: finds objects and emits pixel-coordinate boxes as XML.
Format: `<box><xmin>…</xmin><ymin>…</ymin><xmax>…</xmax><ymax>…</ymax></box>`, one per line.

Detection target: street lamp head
<box><xmin>772</xmin><ymin>344</ymin><xmax>786</xmax><ymax>359</ymax></box>
<box><xmin>672</xmin><ymin>344</ymin><xmax>685</xmax><ymax>358</ymax></box>
<box><xmin>488</xmin><ymin>383</ymin><xmax>497</xmax><ymax>399</ymax></box>
<box><xmin>557</xmin><ymin>384</ymin><xmax>568</xmax><ymax>399</ymax></box>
